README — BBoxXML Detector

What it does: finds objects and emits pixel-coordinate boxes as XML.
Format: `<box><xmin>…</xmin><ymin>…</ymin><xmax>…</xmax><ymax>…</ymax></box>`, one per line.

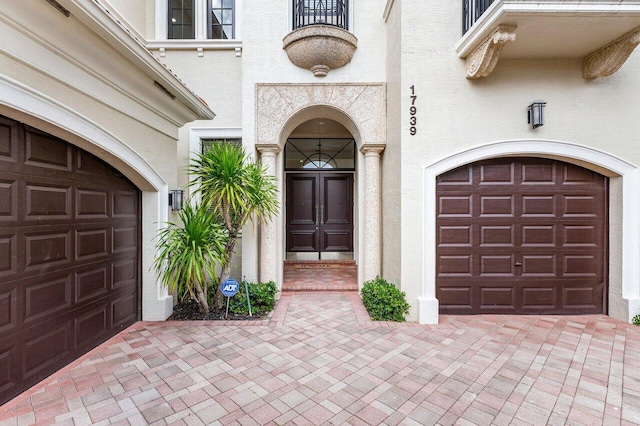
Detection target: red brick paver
<box><xmin>1</xmin><ymin>292</ymin><xmax>640</xmax><ymax>425</ymax></box>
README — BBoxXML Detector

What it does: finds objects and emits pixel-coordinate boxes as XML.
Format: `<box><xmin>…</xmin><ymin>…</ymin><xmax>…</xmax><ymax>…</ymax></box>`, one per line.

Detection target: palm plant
<box><xmin>153</xmin><ymin>203</ymin><xmax>227</xmax><ymax>313</ymax></box>
<box><xmin>189</xmin><ymin>142</ymin><xmax>279</xmax><ymax>307</ymax></box>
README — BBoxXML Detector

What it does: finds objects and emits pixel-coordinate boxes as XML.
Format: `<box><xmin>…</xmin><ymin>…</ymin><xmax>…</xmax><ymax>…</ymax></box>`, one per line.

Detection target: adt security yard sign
<box><xmin>221</xmin><ymin>279</ymin><xmax>239</xmax><ymax>297</ymax></box>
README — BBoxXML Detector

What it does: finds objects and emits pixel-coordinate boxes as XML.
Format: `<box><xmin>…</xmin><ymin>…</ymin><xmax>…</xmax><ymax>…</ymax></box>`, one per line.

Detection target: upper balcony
<box><xmin>457</xmin><ymin>0</ymin><xmax>640</xmax><ymax>79</ymax></box>
<box><xmin>283</xmin><ymin>0</ymin><xmax>357</xmax><ymax>77</ymax></box>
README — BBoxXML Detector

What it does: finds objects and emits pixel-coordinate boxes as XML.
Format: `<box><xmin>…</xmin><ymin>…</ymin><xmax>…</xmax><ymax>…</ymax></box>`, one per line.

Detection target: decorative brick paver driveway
<box><xmin>1</xmin><ymin>292</ymin><xmax>640</xmax><ymax>425</ymax></box>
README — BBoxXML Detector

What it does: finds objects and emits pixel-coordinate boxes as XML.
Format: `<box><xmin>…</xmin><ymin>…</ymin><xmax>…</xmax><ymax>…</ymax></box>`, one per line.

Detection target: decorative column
<box><xmin>361</xmin><ymin>145</ymin><xmax>385</xmax><ymax>281</ymax></box>
<box><xmin>257</xmin><ymin>145</ymin><xmax>280</xmax><ymax>283</ymax></box>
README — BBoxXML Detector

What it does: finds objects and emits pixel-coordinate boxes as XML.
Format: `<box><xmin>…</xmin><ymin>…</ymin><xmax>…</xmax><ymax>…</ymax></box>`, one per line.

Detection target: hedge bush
<box><xmin>229</xmin><ymin>281</ymin><xmax>278</xmax><ymax>315</ymax></box>
<box><xmin>633</xmin><ymin>314</ymin><xmax>640</xmax><ymax>326</ymax></box>
<box><xmin>361</xmin><ymin>276</ymin><xmax>410</xmax><ymax>322</ymax></box>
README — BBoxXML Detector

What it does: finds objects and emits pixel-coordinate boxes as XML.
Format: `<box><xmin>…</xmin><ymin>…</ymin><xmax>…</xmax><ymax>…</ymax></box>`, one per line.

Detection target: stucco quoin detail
<box><xmin>283</xmin><ymin>25</ymin><xmax>358</xmax><ymax>77</ymax></box>
<box><xmin>255</xmin><ymin>83</ymin><xmax>386</xmax><ymax>149</ymax></box>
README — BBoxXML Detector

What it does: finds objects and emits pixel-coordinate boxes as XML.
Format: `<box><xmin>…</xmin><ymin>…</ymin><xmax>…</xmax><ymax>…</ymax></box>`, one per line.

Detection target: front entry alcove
<box><xmin>284</xmin><ymin>120</ymin><xmax>356</xmax><ymax>262</ymax></box>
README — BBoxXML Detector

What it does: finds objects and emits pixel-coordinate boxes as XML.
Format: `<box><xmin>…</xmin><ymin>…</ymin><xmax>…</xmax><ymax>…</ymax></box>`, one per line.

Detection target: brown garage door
<box><xmin>0</xmin><ymin>115</ymin><xmax>140</xmax><ymax>404</ymax></box>
<box><xmin>436</xmin><ymin>158</ymin><xmax>607</xmax><ymax>315</ymax></box>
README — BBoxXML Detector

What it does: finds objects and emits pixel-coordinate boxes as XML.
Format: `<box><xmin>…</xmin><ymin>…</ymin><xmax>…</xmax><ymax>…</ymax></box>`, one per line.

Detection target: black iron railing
<box><xmin>293</xmin><ymin>0</ymin><xmax>348</xmax><ymax>31</ymax></box>
<box><xmin>463</xmin><ymin>0</ymin><xmax>494</xmax><ymax>34</ymax></box>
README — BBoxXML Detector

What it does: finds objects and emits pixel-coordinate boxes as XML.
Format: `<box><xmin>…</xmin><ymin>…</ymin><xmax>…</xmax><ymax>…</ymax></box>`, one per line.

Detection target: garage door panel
<box><xmin>563</xmin><ymin>195</ymin><xmax>600</xmax><ymax>217</ymax></box>
<box><xmin>522</xmin><ymin>225</ymin><xmax>555</xmax><ymax>247</ymax></box>
<box><xmin>439</xmin><ymin>226</ymin><xmax>473</xmax><ymax>247</ymax></box>
<box><xmin>480</xmin><ymin>225</ymin><xmax>514</xmax><ymax>246</ymax></box>
<box><xmin>480</xmin><ymin>163</ymin><xmax>514</xmax><ymax>184</ymax></box>
<box><xmin>23</xmin><ymin>322</ymin><xmax>72</xmax><ymax>379</ymax></box>
<box><xmin>0</xmin><ymin>234</ymin><xmax>17</xmax><ymax>277</ymax></box>
<box><xmin>521</xmin><ymin>163</ymin><xmax>555</xmax><ymax>184</ymax></box>
<box><xmin>563</xmin><ymin>225</ymin><xmax>599</xmax><ymax>247</ymax></box>
<box><xmin>0</xmin><ymin>287</ymin><xmax>16</xmax><ymax>334</ymax></box>
<box><xmin>24</xmin><ymin>230</ymin><xmax>71</xmax><ymax>270</ymax></box>
<box><xmin>113</xmin><ymin>190</ymin><xmax>138</xmax><ymax>218</ymax></box>
<box><xmin>24</xmin><ymin>130</ymin><xmax>72</xmax><ymax>173</ymax></box>
<box><xmin>480</xmin><ymin>287</ymin><xmax>515</xmax><ymax>308</ymax></box>
<box><xmin>521</xmin><ymin>255</ymin><xmax>556</xmax><ymax>276</ymax></box>
<box><xmin>438</xmin><ymin>286</ymin><xmax>472</xmax><ymax>308</ymax></box>
<box><xmin>438</xmin><ymin>255</ymin><xmax>472</xmax><ymax>276</ymax></box>
<box><xmin>112</xmin><ymin>294</ymin><xmax>137</xmax><ymax>327</ymax></box>
<box><xmin>25</xmin><ymin>183</ymin><xmax>72</xmax><ymax>220</ymax></box>
<box><xmin>480</xmin><ymin>255</ymin><xmax>514</xmax><ymax>276</ymax></box>
<box><xmin>480</xmin><ymin>196</ymin><xmax>514</xmax><ymax>216</ymax></box>
<box><xmin>0</xmin><ymin>179</ymin><xmax>17</xmax><ymax>220</ymax></box>
<box><xmin>437</xmin><ymin>158</ymin><xmax>606</xmax><ymax>315</ymax></box>
<box><xmin>0</xmin><ymin>115</ymin><xmax>140</xmax><ymax>405</ymax></box>
<box><xmin>0</xmin><ymin>119</ymin><xmax>19</xmax><ymax>166</ymax></box>
<box><xmin>74</xmin><ymin>306</ymin><xmax>109</xmax><ymax>346</ymax></box>
<box><xmin>564</xmin><ymin>255</ymin><xmax>600</xmax><ymax>276</ymax></box>
<box><xmin>562</xmin><ymin>164</ymin><xmax>598</xmax><ymax>184</ymax></box>
<box><xmin>522</xmin><ymin>287</ymin><xmax>556</xmax><ymax>308</ymax></box>
<box><xmin>75</xmin><ymin>266</ymin><xmax>109</xmax><ymax>303</ymax></box>
<box><xmin>0</xmin><ymin>346</ymin><xmax>16</xmax><ymax>395</ymax></box>
<box><xmin>76</xmin><ymin>228</ymin><xmax>109</xmax><ymax>261</ymax></box>
<box><xmin>76</xmin><ymin>188</ymin><xmax>109</xmax><ymax>219</ymax></box>
<box><xmin>522</xmin><ymin>195</ymin><xmax>555</xmax><ymax>217</ymax></box>
<box><xmin>23</xmin><ymin>274</ymin><xmax>72</xmax><ymax>324</ymax></box>
<box><xmin>439</xmin><ymin>196</ymin><xmax>473</xmax><ymax>217</ymax></box>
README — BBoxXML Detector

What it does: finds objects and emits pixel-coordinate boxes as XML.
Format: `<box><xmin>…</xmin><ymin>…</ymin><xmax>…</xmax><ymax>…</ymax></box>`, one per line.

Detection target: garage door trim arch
<box><xmin>420</xmin><ymin>140</ymin><xmax>640</xmax><ymax>324</ymax></box>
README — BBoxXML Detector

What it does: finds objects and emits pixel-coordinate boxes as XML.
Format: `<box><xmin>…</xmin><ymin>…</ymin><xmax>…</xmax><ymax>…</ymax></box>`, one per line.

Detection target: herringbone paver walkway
<box><xmin>1</xmin><ymin>292</ymin><xmax>640</xmax><ymax>425</ymax></box>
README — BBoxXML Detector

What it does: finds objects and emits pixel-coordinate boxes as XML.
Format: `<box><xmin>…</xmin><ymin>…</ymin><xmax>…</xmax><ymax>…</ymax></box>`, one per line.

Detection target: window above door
<box><xmin>155</xmin><ymin>0</ymin><xmax>241</xmax><ymax>45</ymax></box>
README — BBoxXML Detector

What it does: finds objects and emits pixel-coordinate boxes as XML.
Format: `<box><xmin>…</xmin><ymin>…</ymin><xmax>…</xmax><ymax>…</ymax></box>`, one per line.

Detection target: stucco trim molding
<box><xmin>421</xmin><ymin>140</ymin><xmax>640</xmax><ymax>324</ymax></box>
<box><xmin>255</xmin><ymin>83</ymin><xmax>386</xmax><ymax>149</ymax></box>
<box><xmin>583</xmin><ymin>26</ymin><xmax>640</xmax><ymax>79</ymax></box>
<box><xmin>466</xmin><ymin>25</ymin><xmax>516</xmax><ymax>79</ymax></box>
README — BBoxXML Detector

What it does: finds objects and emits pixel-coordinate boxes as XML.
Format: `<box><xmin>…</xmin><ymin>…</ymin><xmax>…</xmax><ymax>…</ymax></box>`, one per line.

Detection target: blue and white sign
<box><xmin>221</xmin><ymin>278</ymin><xmax>239</xmax><ymax>297</ymax></box>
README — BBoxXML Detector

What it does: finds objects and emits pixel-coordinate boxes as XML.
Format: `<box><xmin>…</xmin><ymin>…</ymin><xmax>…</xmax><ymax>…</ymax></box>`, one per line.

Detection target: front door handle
<box><xmin>315</xmin><ymin>205</ymin><xmax>319</xmax><ymax>228</ymax></box>
<box><xmin>320</xmin><ymin>205</ymin><xmax>324</xmax><ymax>225</ymax></box>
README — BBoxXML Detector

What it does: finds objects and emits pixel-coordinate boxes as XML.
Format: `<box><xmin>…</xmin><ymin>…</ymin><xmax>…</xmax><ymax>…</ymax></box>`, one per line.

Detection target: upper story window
<box><xmin>169</xmin><ymin>0</ymin><xmax>195</xmax><ymax>39</ymax></box>
<box><xmin>293</xmin><ymin>0</ymin><xmax>348</xmax><ymax>31</ymax></box>
<box><xmin>165</xmin><ymin>0</ymin><xmax>236</xmax><ymax>40</ymax></box>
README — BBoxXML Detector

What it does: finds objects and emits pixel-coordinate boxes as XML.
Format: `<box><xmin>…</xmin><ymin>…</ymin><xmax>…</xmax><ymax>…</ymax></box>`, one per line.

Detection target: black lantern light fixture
<box><xmin>527</xmin><ymin>100</ymin><xmax>546</xmax><ymax>129</ymax></box>
<box><xmin>168</xmin><ymin>189</ymin><xmax>184</xmax><ymax>211</ymax></box>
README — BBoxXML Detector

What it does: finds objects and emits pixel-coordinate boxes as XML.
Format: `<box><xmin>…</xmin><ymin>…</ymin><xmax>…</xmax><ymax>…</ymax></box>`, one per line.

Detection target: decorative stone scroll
<box><xmin>583</xmin><ymin>26</ymin><xmax>640</xmax><ymax>79</ymax></box>
<box><xmin>466</xmin><ymin>25</ymin><xmax>517</xmax><ymax>79</ymax></box>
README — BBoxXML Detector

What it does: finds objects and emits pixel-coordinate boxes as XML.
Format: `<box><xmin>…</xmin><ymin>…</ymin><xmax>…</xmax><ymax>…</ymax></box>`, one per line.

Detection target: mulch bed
<box><xmin>167</xmin><ymin>299</ymin><xmax>268</xmax><ymax>321</ymax></box>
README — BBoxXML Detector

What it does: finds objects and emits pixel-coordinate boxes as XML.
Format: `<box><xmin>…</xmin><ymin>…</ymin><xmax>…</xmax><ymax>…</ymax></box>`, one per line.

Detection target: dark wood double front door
<box><xmin>286</xmin><ymin>173</ymin><xmax>353</xmax><ymax>258</ymax></box>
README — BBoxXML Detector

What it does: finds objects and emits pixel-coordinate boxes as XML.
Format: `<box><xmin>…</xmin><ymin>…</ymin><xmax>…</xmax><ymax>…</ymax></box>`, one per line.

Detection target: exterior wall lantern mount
<box><xmin>528</xmin><ymin>101</ymin><xmax>546</xmax><ymax>129</ymax></box>
<box><xmin>169</xmin><ymin>189</ymin><xmax>184</xmax><ymax>211</ymax></box>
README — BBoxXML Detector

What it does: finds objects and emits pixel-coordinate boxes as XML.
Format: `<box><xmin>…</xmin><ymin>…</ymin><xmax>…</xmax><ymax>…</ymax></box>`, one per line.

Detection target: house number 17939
<box><xmin>409</xmin><ymin>85</ymin><xmax>417</xmax><ymax>135</ymax></box>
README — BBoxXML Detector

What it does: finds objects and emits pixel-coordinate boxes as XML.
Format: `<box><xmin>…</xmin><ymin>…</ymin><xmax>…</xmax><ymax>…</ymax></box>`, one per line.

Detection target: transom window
<box><xmin>167</xmin><ymin>0</ymin><xmax>236</xmax><ymax>40</ymax></box>
<box><xmin>285</xmin><ymin>139</ymin><xmax>356</xmax><ymax>170</ymax></box>
<box><xmin>202</xmin><ymin>138</ymin><xmax>242</xmax><ymax>153</ymax></box>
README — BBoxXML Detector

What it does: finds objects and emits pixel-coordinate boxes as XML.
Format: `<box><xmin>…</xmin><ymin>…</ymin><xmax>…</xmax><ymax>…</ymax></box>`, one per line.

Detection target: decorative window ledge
<box><xmin>147</xmin><ymin>40</ymin><xmax>242</xmax><ymax>57</ymax></box>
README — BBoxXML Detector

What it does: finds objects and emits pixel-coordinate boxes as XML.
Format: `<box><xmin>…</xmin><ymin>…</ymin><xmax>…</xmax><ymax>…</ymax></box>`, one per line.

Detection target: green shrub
<box><xmin>229</xmin><ymin>281</ymin><xmax>278</xmax><ymax>315</ymax></box>
<box><xmin>361</xmin><ymin>276</ymin><xmax>410</xmax><ymax>322</ymax></box>
<box><xmin>633</xmin><ymin>314</ymin><xmax>640</xmax><ymax>326</ymax></box>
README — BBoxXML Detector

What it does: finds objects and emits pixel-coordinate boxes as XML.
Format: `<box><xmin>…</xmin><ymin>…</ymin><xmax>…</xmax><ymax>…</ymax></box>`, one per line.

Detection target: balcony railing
<box><xmin>293</xmin><ymin>0</ymin><xmax>348</xmax><ymax>31</ymax></box>
<box><xmin>463</xmin><ymin>0</ymin><xmax>494</xmax><ymax>34</ymax></box>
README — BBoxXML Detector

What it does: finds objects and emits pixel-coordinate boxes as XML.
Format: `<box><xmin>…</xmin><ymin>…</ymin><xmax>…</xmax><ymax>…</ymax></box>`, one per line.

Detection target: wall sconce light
<box><xmin>168</xmin><ymin>189</ymin><xmax>184</xmax><ymax>211</ymax></box>
<box><xmin>527</xmin><ymin>101</ymin><xmax>546</xmax><ymax>129</ymax></box>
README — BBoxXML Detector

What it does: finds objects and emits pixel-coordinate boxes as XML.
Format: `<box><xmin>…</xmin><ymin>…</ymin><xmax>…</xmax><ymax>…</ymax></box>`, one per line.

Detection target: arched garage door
<box><xmin>0</xmin><ymin>116</ymin><xmax>140</xmax><ymax>404</ymax></box>
<box><xmin>436</xmin><ymin>157</ymin><xmax>607</xmax><ymax>315</ymax></box>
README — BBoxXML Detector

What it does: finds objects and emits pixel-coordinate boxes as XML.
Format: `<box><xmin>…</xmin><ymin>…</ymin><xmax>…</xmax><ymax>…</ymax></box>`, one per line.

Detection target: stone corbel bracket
<box><xmin>583</xmin><ymin>26</ymin><xmax>640</xmax><ymax>79</ymax></box>
<box><xmin>466</xmin><ymin>25</ymin><xmax>517</xmax><ymax>79</ymax></box>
